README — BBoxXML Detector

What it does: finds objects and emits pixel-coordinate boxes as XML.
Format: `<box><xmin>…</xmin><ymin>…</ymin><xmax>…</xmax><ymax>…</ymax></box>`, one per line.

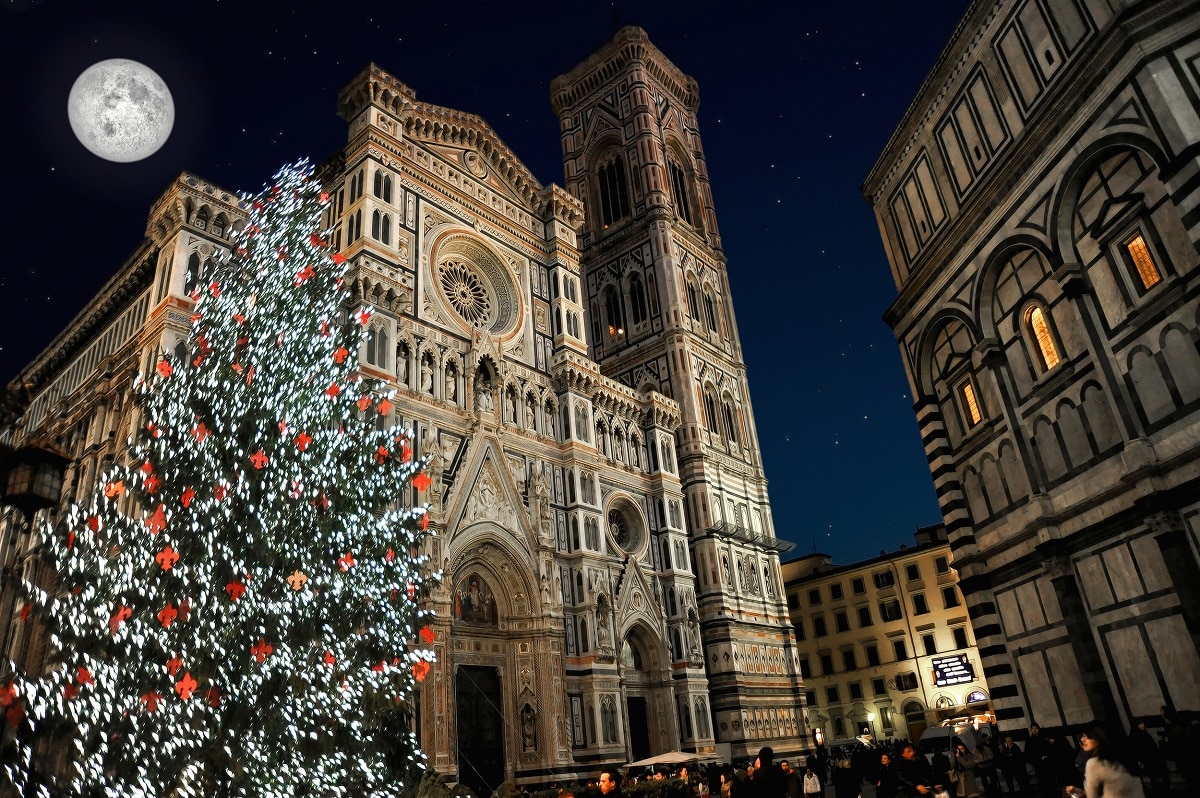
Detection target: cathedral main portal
<box><xmin>455</xmin><ymin>665</ymin><xmax>505</xmax><ymax>797</ymax></box>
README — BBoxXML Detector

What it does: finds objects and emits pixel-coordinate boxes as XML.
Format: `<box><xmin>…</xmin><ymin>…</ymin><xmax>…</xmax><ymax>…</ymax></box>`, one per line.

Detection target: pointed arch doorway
<box><xmin>621</xmin><ymin>626</ymin><xmax>674</xmax><ymax>759</ymax></box>
<box><xmin>456</xmin><ymin>665</ymin><xmax>505</xmax><ymax>797</ymax></box>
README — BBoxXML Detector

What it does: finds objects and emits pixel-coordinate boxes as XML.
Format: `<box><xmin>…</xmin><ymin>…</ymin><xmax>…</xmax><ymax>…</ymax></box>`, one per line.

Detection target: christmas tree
<box><xmin>3</xmin><ymin>161</ymin><xmax>437</xmax><ymax>797</ymax></box>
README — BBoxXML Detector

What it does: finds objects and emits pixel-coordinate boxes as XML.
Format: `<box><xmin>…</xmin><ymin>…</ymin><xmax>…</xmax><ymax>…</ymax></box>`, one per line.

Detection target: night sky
<box><xmin>1</xmin><ymin>0</ymin><xmax>969</xmax><ymax>565</ymax></box>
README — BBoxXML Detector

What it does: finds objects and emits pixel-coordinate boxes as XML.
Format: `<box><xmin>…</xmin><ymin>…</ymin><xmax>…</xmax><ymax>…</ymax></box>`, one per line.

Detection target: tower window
<box><xmin>629</xmin><ymin>274</ymin><xmax>647</xmax><ymax>325</ymax></box>
<box><xmin>604</xmin><ymin>286</ymin><xmax>625</xmax><ymax>338</ymax></box>
<box><xmin>686</xmin><ymin>281</ymin><xmax>699</xmax><ymax>319</ymax></box>
<box><xmin>1024</xmin><ymin>305</ymin><xmax>1061</xmax><ymax>372</ymax></box>
<box><xmin>1124</xmin><ymin>232</ymin><xmax>1162</xmax><ymax>291</ymax></box>
<box><xmin>668</xmin><ymin>158</ymin><xmax>694</xmax><ymax>226</ymax></box>
<box><xmin>597</xmin><ymin>154</ymin><xmax>631</xmax><ymax>228</ymax></box>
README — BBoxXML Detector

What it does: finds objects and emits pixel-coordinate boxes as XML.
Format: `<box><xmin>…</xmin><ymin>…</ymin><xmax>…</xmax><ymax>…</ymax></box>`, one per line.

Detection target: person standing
<box><xmin>780</xmin><ymin>761</ymin><xmax>803</xmax><ymax>798</ymax></box>
<box><xmin>995</xmin><ymin>735</ymin><xmax>1028</xmax><ymax>794</ymax></box>
<box><xmin>875</xmin><ymin>751</ymin><xmax>899</xmax><ymax>798</ymax></box>
<box><xmin>752</xmin><ymin>746</ymin><xmax>787</xmax><ymax>798</ymax></box>
<box><xmin>896</xmin><ymin>743</ymin><xmax>939</xmax><ymax>798</ymax></box>
<box><xmin>1071</xmin><ymin>726</ymin><xmax>1145</xmax><ymax>798</ymax></box>
<box><xmin>802</xmin><ymin>767</ymin><xmax>822</xmax><ymax>798</ymax></box>
<box><xmin>1127</xmin><ymin>720</ymin><xmax>1167</xmax><ymax>797</ymax></box>
<box><xmin>1024</xmin><ymin>724</ymin><xmax>1053</xmax><ymax>797</ymax></box>
<box><xmin>599</xmin><ymin>768</ymin><xmax>623</xmax><ymax>798</ymax></box>
<box><xmin>951</xmin><ymin>739</ymin><xmax>983</xmax><ymax>798</ymax></box>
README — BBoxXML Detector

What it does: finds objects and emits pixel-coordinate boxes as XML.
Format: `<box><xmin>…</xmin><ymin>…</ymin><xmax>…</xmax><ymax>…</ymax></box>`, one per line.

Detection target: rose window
<box><xmin>438</xmin><ymin>259</ymin><xmax>494</xmax><ymax>328</ymax></box>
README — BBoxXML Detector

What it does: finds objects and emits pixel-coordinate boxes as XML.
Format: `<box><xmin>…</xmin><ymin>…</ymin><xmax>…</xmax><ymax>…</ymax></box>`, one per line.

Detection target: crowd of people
<box><xmin>558</xmin><ymin>707</ymin><xmax>1196</xmax><ymax>798</ymax></box>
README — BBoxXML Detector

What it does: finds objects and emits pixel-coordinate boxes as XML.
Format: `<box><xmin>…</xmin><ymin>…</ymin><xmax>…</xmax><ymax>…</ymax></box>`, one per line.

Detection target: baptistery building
<box><xmin>864</xmin><ymin>0</ymin><xmax>1200</xmax><ymax>739</ymax></box>
<box><xmin>0</xmin><ymin>27</ymin><xmax>806</xmax><ymax>791</ymax></box>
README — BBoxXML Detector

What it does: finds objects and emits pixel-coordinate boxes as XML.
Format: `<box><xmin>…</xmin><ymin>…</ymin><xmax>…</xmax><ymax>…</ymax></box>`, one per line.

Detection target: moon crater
<box><xmin>68</xmin><ymin>59</ymin><xmax>174</xmax><ymax>163</ymax></box>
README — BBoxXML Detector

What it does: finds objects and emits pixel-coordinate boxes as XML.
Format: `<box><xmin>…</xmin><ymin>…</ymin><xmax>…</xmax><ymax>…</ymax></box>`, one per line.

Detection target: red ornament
<box><xmin>176</xmin><ymin>672</ymin><xmax>198</xmax><ymax>700</ymax></box>
<box><xmin>63</xmin><ymin>683</ymin><xmax>79</xmax><ymax>700</ymax></box>
<box><xmin>86</xmin><ymin>516</ymin><xmax>101</xmax><ymax>532</ymax></box>
<box><xmin>386</xmin><ymin>548</ymin><xmax>395</xmax><ymax>562</ymax></box>
<box><xmin>192</xmin><ymin>422</ymin><xmax>210</xmax><ymax>443</ymax></box>
<box><xmin>214</xmin><ymin>484</ymin><xmax>229</xmax><ymax>502</ymax></box>
<box><xmin>225</xmin><ymin>581</ymin><xmax>246</xmax><ymax>601</ymax></box>
<box><xmin>401</xmin><ymin>443</ymin><xmax>412</xmax><ymax>463</ymax></box>
<box><xmin>166</xmin><ymin>656</ymin><xmax>183</xmax><ymax>676</ymax></box>
<box><xmin>178</xmin><ymin>599</ymin><xmax>192</xmax><ymax>622</ymax></box>
<box><xmin>375</xmin><ymin>446</ymin><xmax>390</xmax><ymax>465</ymax></box>
<box><xmin>246</xmin><ymin>366</ymin><xmax>255</xmax><ymax>385</ymax></box>
<box><xmin>371</xmin><ymin>661</ymin><xmax>386</xmax><ymax>673</ymax></box>
<box><xmin>294</xmin><ymin>431</ymin><xmax>312</xmax><ymax>451</ymax></box>
<box><xmin>19</xmin><ymin>605</ymin><xmax>30</xmax><ymax>623</ymax></box>
<box><xmin>357</xmin><ymin>396</ymin><xmax>372</xmax><ymax>412</ymax></box>
<box><xmin>413</xmin><ymin>473</ymin><xmax>432</xmax><ymax>492</ymax></box>
<box><xmin>145</xmin><ymin>504</ymin><xmax>167</xmax><ymax>535</ymax></box>
<box><xmin>104</xmin><ymin>481</ymin><xmax>125</xmax><ymax>499</ymax></box>
<box><xmin>323</xmin><ymin>650</ymin><xmax>336</xmax><ymax>666</ymax></box>
<box><xmin>156</xmin><ymin>360</ymin><xmax>173</xmax><ymax>378</ymax></box>
<box><xmin>412</xmin><ymin>660</ymin><xmax>431</xmax><ymax>682</ymax></box>
<box><xmin>320</xmin><ymin>321</ymin><xmax>331</xmax><ymax>337</ymax></box>
<box><xmin>76</xmin><ymin>667</ymin><xmax>92</xmax><ymax>686</ymax></box>
<box><xmin>420</xmin><ymin>626</ymin><xmax>435</xmax><ymax>645</ymax></box>
<box><xmin>331</xmin><ymin>253</ymin><xmax>347</xmax><ymax>265</ymax></box>
<box><xmin>181</xmin><ymin>487</ymin><xmax>195</xmax><ymax>508</ymax></box>
<box><xmin>157</xmin><ymin>604</ymin><xmax>178</xmax><ymax>628</ymax></box>
<box><xmin>144</xmin><ymin>473</ymin><xmax>161</xmax><ymax>494</ymax></box>
<box><xmin>421</xmin><ymin>513</ymin><xmax>429</xmax><ymax>531</ymax></box>
<box><xmin>156</xmin><ymin>545</ymin><xmax>180</xmax><ymax>570</ymax></box>
<box><xmin>67</xmin><ymin>530</ymin><xmax>75</xmax><ymax>549</ymax></box>
<box><xmin>319</xmin><ymin>193</ymin><xmax>331</xmax><ymax>206</ymax></box>
<box><xmin>333</xmin><ymin>347</ymin><xmax>349</xmax><ymax>364</ymax></box>
<box><xmin>378</xmin><ymin>398</ymin><xmax>393</xmax><ymax>416</ymax></box>
<box><xmin>146</xmin><ymin>422</ymin><xmax>161</xmax><ymax>438</ymax></box>
<box><xmin>141</xmin><ymin>692</ymin><xmax>163</xmax><ymax>711</ymax></box>
<box><xmin>295</xmin><ymin>265</ymin><xmax>315</xmax><ymax>284</ymax></box>
<box><xmin>110</xmin><ymin>605</ymin><xmax>133</xmax><ymax>635</ymax></box>
<box><xmin>407</xmin><ymin>581</ymin><xmax>416</xmax><ymax>600</ymax></box>
<box><xmin>251</xmin><ymin>638</ymin><xmax>274</xmax><ymax>664</ymax></box>
<box><xmin>338</xmin><ymin>552</ymin><xmax>356</xmax><ymax>571</ymax></box>
<box><xmin>276</xmin><ymin>246</ymin><xmax>288</xmax><ymax>262</ymax></box>
<box><xmin>234</xmin><ymin>313</ymin><xmax>245</xmax><ymax>325</ymax></box>
<box><xmin>249</xmin><ymin>449</ymin><xmax>269</xmax><ymax>469</ymax></box>
<box><xmin>208</xmin><ymin>282</ymin><xmax>220</xmax><ymax>298</ymax></box>
<box><xmin>356</xmin><ymin>308</ymin><xmax>372</xmax><ymax>326</ymax></box>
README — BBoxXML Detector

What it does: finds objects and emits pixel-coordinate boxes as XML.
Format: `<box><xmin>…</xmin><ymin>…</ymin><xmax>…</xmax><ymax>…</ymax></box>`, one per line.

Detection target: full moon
<box><xmin>68</xmin><ymin>59</ymin><xmax>174</xmax><ymax>163</ymax></box>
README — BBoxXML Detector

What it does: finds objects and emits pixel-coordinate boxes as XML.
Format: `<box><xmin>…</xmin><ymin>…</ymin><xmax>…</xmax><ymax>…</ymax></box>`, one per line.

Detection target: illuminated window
<box><xmin>1024</xmin><ymin>306</ymin><xmax>1061</xmax><ymax>372</ymax></box>
<box><xmin>1124</xmin><ymin>232</ymin><xmax>1162</xmax><ymax>291</ymax></box>
<box><xmin>959</xmin><ymin>380</ymin><xmax>983</xmax><ymax>427</ymax></box>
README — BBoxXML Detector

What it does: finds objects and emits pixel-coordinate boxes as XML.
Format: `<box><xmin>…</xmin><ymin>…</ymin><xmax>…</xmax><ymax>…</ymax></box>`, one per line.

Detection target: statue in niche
<box><xmin>445</xmin><ymin>369</ymin><xmax>457</xmax><ymax>402</ymax></box>
<box><xmin>545</xmin><ymin>408</ymin><xmax>555</xmax><ymax>439</ymax></box>
<box><xmin>530</xmin><ymin>466</ymin><xmax>551</xmax><ymax>538</ymax></box>
<box><xmin>525</xmin><ymin>402</ymin><xmax>535</xmax><ymax>430</ymax></box>
<box><xmin>397</xmin><ymin>346</ymin><xmax>409</xmax><ymax>384</ymax></box>
<box><xmin>521</xmin><ymin>704</ymin><xmax>536</xmax><ymax>751</ymax></box>
<box><xmin>420</xmin><ymin>434</ymin><xmax>444</xmax><ymax>500</ymax></box>
<box><xmin>453</xmin><ymin>572</ymin><xmax>497</xmax><ymax>626</ymax></box>
<box><xmin>421</xmin><ymin>359</ymin><xmax>433</xmax><ymax>393</ymax></box>
<box><xmin>477</xmin><ymin>383</ymin><xmax>494</xmax><ymax>413</ymax></box>
<box><xmin>507</xmin><ymin>392</ymin><xmax>518</xmax><ymax>424</ymax></box>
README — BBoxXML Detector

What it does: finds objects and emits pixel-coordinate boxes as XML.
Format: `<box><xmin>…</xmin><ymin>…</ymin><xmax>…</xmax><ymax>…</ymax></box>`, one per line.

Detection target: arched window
<box><xmin>646</xmin><ymin>272</ymin><xmax>660</xmax><ymax>316</ymax></box>
<box><xmin>373</xmin><ymin>170</ymin><xmax>393</xmax><ymax>202</ymax></box>
<box><xmin>722</xmin><ymin>401</ymin><xmax>740</xmax><ymax>444</ymax></box>
<box><xmin>1123</xmin><ymin>231</ymin><xmax>1162</xmax><ymax>292</ymax></box>
<box><xmin>628</xmin><ymin>274</ymin><xmax>647</xmax><ymax>325</ymax></box>
<box><xmin>1024</xmin><ymin>305</ymin><xmax>1061</xmax><ymax>372</ymax></box>
<box><xmin>596</xmin><ymin>152</ymin><xmax>631</xmax><ymax>228</ymax></box>
<box><xmin>365</xmin><ymin>325</ymin><xmax>388</xmax><ymax>369</ymax></box>
<box><xmin>380</xmin><ymin>214</ymin><xmax>391</xmax><ymax>245</ymax></box>
<box><xmin>604</xmin><ymin>285</ymin><xmax>624</xmax><ymax>338</ymax></box>
<box><xmin>703</xmin><ymin>292</ymin><xmax>718</xmax><ymax>332</ymax></box>
<box><xmin>703</xmin><ymin>391</ymin><xmax>720</xmax><ymax>435</ymax></box>
<box><xmin>194</xmin><ymin>207</ymin><xmax>209</xmax><ymax>230</ymax></box>
<box><xmin>686</xmin><ymin>280</ymin><xmax>699</xmax><ymax>319</ymax></box>
<box><xmin>667</xmin><ymin>156</ymin><xmax>694</xmax><ymax>226</ymax></box>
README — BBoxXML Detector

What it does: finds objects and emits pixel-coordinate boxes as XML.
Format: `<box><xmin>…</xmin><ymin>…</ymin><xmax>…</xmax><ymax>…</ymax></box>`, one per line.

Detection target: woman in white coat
<box><xmin>1076</xmin><ymin>726</ymin><xmax>1145</xmax><ymax>798</ymax></box>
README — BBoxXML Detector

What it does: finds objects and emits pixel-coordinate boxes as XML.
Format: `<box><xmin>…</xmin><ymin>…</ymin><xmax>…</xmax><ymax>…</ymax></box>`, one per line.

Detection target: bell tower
<box><xmin>551</xmin><ymin>27</ymin><xmax>807</xmax><ymax>758</ymax></box>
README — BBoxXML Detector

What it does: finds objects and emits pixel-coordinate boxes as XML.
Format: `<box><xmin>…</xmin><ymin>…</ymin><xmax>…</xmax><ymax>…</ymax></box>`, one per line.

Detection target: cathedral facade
<box><xmin>864</xmin><ymin>0</ymin><xmax>1200</xmax><ymax>738</ymax></box>
<box><xmin>0</xmin><ymin>27</ymin><xmax>805</xmax><ymax>790</ymax></box>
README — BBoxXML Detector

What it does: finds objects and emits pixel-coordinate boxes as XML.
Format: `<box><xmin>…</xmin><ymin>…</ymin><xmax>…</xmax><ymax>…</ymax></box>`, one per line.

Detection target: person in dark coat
<box><xmin>1024</xmin><ymin>724</ymin><xmax>1054</xmax><ymax>798</ymax></box>
<box><xmin>995</xmin><ymin>735</ymin><xmax>1029</xmax><ymax>794</ymax></box>
<box><xmin>874</xmin><ymin>751</ymin><xmax>899</xmax><ymax>798</ymax></box>
<box><xmin>751</xmin><ymin>746</ymin><xmax>787</xmax><ymax>798</ymax></box>
<box><xmin>831</xmin><ymin>759</ymin><xmax>859</xmax><ymax>798</ymax></box>
<box><xmin>1127</xmin><ymin>720</ymin><xmax>1167</xmax><ymax>797</ymax></box>
<box><xmin>896</xmin><ymin>743</ymin><xmax>940</xmax><ymax>797</ymax></box>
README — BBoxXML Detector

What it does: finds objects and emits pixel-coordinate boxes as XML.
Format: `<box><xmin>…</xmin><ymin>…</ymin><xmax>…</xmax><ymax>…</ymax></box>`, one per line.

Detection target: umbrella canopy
<box><xmin>625</xmin><ymin>751</ymin><xmax>722</xmax><ymax>770</ymax></box>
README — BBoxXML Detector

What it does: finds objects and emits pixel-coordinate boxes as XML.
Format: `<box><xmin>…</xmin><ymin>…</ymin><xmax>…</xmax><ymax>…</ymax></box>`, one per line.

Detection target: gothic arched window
<box><xmin>668</xmin><ymin>156</ymin><xmax>694</xmax><ymax>226</ymax></box>
<box><xmin>596</xmin><ymin>153</ymin><xmax>631</xmax><ymax>228</ymax></box>
<box><xmin>604</xmin><ymin>285</ymin><xmax>624</xmax><ymax>338</ymax></box>
<box><xmin>685</xmin><ymin>279</ymin><xmax>699</xmax><ymax>319</ymax></box>
<box><xmin>628</xmin><ymin>274</ymin><xmax>647</xmax><ymax>325</ymax></box>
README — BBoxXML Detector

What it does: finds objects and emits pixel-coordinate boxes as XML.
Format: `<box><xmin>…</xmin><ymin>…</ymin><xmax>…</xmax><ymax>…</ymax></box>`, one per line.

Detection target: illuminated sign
<box><xmin>932</xmin><ymin>654</ymin><xmax>975</xmax><ymax>686</ymax></box>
